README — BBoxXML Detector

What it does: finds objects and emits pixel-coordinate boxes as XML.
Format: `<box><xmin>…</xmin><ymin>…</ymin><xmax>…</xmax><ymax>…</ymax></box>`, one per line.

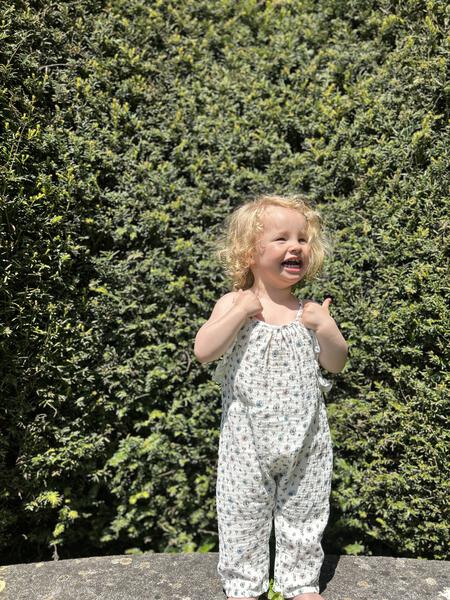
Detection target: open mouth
<box><xmin>281</xmin><ymin>259</ymin><xmax>302</xmax><ymax>271</ymax></box>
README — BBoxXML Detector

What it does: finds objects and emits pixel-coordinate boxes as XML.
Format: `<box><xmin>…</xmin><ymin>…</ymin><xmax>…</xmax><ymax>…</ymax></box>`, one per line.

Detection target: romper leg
<box><xmin>216</xmin><ymin>411</ymin><xmax>276</xmax><ymax>598</ymax></box>
<box><xmin>272</xmin><ymin>405</ymin><xmax>333</xmax><ymax>598</ymax></box>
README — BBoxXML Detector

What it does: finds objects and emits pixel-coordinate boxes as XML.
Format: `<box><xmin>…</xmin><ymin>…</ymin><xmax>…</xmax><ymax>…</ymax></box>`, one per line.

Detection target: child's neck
<box><xmin>250</xmin><ymin>284</ymin><xmax>298</xmax><ymax>306</ymax></box>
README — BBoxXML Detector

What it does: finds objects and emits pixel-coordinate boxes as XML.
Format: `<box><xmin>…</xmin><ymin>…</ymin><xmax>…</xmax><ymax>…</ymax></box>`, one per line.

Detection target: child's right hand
<box><xmin>232</xmin><ymin>289</ymin><xmax>263</xmax><ymax>318</ymax></box>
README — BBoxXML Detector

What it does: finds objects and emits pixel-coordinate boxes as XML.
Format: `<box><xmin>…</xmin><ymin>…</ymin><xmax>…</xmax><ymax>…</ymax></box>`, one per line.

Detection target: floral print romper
<box><xmin>212</xmin><ymin>299</ymin><xmax>333</xmax><ymax>599</ymax></box>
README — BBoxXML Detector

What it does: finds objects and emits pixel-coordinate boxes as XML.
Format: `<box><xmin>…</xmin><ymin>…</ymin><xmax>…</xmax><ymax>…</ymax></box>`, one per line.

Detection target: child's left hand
<box><xmin>301</xmin><ymin>297</ymin><xmax>334</xmax><ymax>332</ymax></box>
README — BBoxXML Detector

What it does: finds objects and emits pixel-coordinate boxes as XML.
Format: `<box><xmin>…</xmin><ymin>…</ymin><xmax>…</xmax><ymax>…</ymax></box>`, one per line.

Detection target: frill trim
<box><xmin>212</xmin><ymin>338</ymin><xmax>237</xmax><ymax>385</ymax></box>
<box><xmin>307</xmin><ymin>329</ymin><xmax>333</xmax><ymax>394</ymax></box>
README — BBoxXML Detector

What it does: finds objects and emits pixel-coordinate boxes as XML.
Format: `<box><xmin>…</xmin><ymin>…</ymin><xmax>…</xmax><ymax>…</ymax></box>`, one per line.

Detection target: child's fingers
<box><xmin>322</xmin><ymin>297</ymin><xmax>333</xmax><ymax>311</ymax></box>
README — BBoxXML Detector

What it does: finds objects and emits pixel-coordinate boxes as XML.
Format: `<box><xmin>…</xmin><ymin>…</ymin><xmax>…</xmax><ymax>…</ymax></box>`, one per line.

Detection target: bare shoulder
<box><xmin>202</xmin><ymin>291</ymin><xmax>238</xmax><ymax>328</ymax></box>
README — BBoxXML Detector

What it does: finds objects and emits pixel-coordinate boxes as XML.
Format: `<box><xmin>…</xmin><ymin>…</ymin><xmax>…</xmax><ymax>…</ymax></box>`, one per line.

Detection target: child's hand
<box><xmin>301</xmin><ymin>297</ymin><xmax>334</xmax><ymax>331</ymax></box>
<box><xmin>232</xmin><ymin>289</ymin><xmax>263</xmax><ymax>318</ymax></box>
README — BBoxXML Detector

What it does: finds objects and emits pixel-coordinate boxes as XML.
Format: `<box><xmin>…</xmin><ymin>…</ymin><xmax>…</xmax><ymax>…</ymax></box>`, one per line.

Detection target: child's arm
<box><xmin>302</xmin><ymin>298</ymin><xmax>348</xmax><ymax>374</ymax></box>
<box><xmin>194</xmin><ymin>292</ymin><xmax>248</xmax><ymax>364</ymax></box>
<box><xmin>315</xmin><ymin>317</ymin><xmax>348</xmax><ymax>373</ymax></box>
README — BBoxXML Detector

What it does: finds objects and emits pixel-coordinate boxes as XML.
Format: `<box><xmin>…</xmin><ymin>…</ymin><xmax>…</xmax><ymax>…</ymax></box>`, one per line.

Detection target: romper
<box><xmin>212</xmin><ymin>299</ymin><xmax>333</xmax><ymax>599</ymax></box>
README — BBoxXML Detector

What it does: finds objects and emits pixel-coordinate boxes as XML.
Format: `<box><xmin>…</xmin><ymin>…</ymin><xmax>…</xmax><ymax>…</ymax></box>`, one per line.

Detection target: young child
<box><xmin>194</xmin><ymin>194</ymin><xmax>348</xmax><ymax>600</ymax></box>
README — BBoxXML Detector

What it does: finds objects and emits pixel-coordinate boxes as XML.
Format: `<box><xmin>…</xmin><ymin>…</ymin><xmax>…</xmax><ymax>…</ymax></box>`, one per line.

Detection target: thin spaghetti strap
<box><xmin>295</xmin><ymin>299</ymin><xmax>303</xmax><ymax>319</ymax></box>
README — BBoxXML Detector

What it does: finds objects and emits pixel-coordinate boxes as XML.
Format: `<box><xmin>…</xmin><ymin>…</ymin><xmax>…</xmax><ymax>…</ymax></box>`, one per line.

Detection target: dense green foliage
<box><xmin>1</xmin><ymin>0</ymin><xmax>448</xmax><ymax>565</ymax></box>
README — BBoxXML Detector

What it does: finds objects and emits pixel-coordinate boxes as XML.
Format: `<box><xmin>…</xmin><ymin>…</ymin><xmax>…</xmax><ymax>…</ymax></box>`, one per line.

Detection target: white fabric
<box><xmin>213</xmin><ymin>300</ymin><xmax>334</xmax><ymax>598</ymax></box>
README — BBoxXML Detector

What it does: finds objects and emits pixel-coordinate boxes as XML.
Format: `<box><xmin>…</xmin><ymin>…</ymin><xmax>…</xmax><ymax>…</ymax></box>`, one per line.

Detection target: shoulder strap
<box><xmin>295</xmin><ymin>299</ymin><xmax>304</xmax><ymax>318</ymax></box>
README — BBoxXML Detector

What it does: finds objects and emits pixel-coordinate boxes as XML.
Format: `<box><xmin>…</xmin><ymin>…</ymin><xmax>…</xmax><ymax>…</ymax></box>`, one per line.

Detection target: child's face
<box><xmin>249</xmin><ymin>206</ymin><xmax>311</xmax><ymax>285</ymax></box>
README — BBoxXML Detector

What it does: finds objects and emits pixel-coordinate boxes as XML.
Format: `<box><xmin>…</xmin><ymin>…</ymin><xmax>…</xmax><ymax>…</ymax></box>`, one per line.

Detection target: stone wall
<box><xmin>1</xmin><ymin>553</ymin><xmax>448</xmax><ymax>600</ymax></box>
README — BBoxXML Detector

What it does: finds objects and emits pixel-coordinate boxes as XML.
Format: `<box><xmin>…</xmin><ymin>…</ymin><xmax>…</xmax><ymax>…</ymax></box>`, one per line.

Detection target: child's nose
<box><xmin>289</xmin><ymin>242</ymin><xmax>302</xmax><ymax>252</ymax></box>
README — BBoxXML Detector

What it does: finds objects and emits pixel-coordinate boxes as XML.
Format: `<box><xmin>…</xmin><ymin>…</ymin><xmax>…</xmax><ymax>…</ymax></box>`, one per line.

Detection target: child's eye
<box><xmin>275</xmin><ymin>237</ymin><xmax>307</xmax><ymax>242</ymax></box>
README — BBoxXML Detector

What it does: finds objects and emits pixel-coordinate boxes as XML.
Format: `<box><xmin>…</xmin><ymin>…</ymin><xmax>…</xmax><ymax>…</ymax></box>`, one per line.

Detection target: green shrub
<box><xmin>0</xmin><ymin>0</ymin><xmax>448</xmax><ymax>563</ymax></box>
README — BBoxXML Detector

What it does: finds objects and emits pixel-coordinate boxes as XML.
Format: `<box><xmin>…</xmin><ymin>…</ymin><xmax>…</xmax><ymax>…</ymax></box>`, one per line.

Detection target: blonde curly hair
<box><xmin>214</xmin><ymin>193</ymin><xmax>333</xmax><ymax>291</ymax></box>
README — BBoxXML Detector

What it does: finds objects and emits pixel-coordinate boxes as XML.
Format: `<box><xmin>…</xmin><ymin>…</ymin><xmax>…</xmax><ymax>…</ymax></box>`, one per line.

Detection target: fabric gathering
<box><xmin>213</xmin><ymin>300</ymin><xmax>334</xmax><ymax>599</ymax></box>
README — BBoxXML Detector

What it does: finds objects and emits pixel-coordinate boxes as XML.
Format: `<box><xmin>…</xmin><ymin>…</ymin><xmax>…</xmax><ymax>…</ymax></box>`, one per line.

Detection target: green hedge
<box><xmin>0</xmin><ymin>0</ymin><xmax>448</xmax><ymax>564</ymax></box>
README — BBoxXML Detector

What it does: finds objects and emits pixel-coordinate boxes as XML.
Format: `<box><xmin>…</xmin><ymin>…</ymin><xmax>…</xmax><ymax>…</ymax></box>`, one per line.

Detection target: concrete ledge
<box><xmin>0</xmin><ymin>552</ymin><xmax>449</xmax><ymax>600</ymax></box>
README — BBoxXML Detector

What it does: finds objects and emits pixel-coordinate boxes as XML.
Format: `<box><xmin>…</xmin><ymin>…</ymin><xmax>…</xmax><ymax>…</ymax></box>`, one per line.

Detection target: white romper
<box><xmin>213</xmin><ymin>299</ymin><xmax>333</xmax><ymax>599</ymax></box>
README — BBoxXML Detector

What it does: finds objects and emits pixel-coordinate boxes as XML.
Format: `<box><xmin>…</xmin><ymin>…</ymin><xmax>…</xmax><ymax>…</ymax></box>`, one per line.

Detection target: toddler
<box><xmin>194</xmin><ymin>194</ymin><xmax>348</xmax><ymax>600</ymax></box>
